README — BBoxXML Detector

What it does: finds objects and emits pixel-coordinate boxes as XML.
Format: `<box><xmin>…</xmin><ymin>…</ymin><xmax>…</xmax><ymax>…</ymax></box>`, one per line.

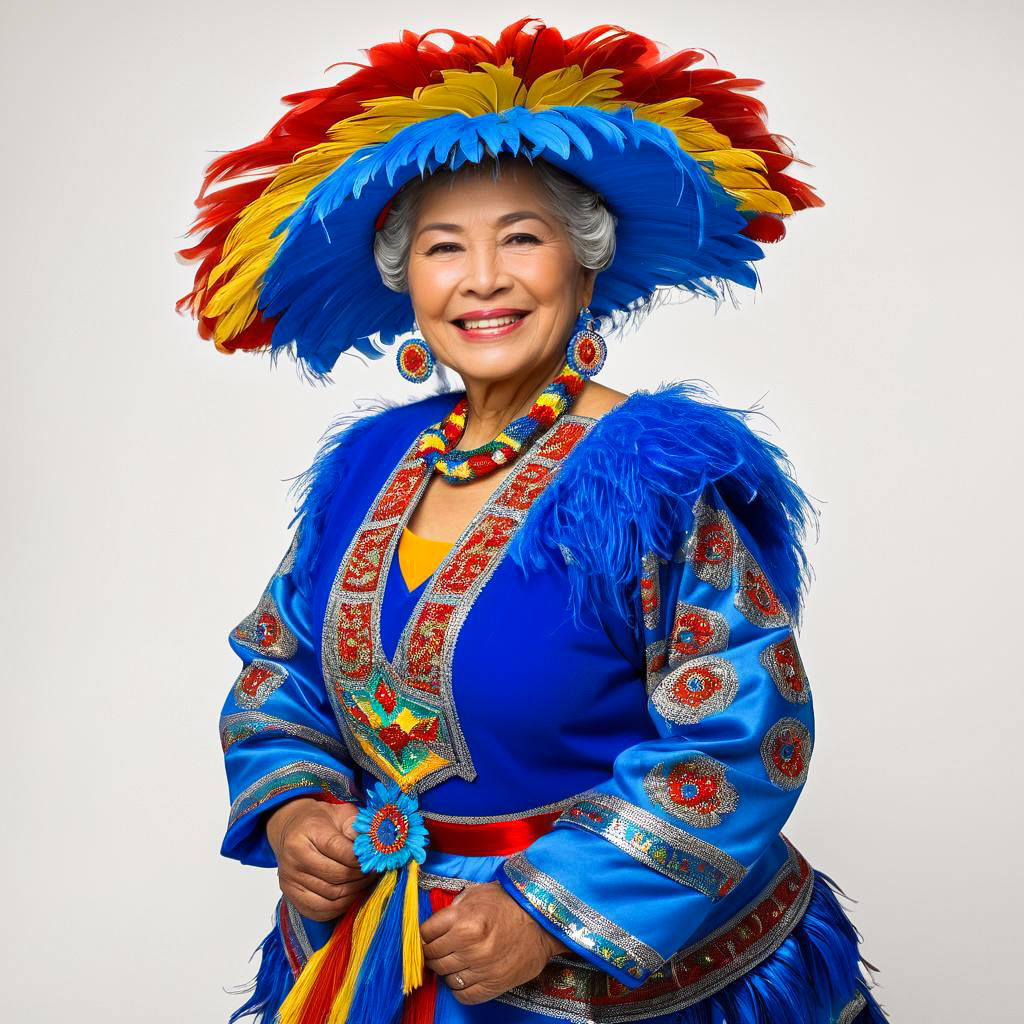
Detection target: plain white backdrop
<box><xmin>3</xmin><ymin>1</ymin><xmax>1021</xmax><ymax>1019</ymax></box>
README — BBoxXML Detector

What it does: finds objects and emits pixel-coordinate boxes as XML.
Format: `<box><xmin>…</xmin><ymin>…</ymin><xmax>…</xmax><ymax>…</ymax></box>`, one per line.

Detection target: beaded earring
<box><xmin>396</xmin><ymin>327</ymin><xmax>435</xmax><ymax>384</ymax></box>
<box><xmin>566</xmin><ymin>306</ymin><xmax>607</xmax><ymax>378</ymax></box>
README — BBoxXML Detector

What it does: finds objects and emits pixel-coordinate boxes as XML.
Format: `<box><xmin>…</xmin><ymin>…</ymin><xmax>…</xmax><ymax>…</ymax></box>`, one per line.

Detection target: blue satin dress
<box><xmin>217</xmin><ymin>386</ymin><xmax>888</xmax><ymax>1024</ymax></box>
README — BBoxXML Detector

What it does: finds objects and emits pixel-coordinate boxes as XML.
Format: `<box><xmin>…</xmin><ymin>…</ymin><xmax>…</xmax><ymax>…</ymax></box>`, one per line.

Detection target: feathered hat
<box><xmin>177</xmin><ymin>17</ymin><xmax>822</xmax><ymax>376</ymax></box>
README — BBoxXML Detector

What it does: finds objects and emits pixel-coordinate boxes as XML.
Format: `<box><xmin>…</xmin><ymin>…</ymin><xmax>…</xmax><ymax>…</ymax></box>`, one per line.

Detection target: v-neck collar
<box><xmin>320</xmin><ymin>408</ymin><xmax>599</xmax><ymax>795</ymax></box>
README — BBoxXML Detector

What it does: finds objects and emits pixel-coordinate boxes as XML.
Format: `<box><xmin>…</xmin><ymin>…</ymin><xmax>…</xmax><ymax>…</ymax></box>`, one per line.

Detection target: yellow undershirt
<box><xmin>397</xmin><ymin>526</ymin><xmax>454</xmax><ymax>590</ymax></box>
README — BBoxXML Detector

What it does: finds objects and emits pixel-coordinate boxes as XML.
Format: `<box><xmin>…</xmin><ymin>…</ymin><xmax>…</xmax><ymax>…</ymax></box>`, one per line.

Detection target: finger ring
<box><xmin>453</xmin><ymin>973</ymin><xmax>466</xmax><ymax>989</ymax></box>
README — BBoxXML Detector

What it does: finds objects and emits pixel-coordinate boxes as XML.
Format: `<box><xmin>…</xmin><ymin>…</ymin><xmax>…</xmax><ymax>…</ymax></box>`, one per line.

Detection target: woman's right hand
<box><xmin>265</xmin><ymin>797</ymin><xmax>377</xmax><ymax>921</ymax></box>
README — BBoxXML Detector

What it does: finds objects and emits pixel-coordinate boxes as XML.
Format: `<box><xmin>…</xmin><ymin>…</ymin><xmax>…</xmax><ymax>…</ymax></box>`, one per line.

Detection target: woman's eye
<box><xmin>505</xmin><ymin>233</ymin><xmax>539</xmax><ymax>245</ymax></box>
<box><xmin>426</xmin><ymin>242</ymin><xmax>460</xmax><ymax>255</ymax></box>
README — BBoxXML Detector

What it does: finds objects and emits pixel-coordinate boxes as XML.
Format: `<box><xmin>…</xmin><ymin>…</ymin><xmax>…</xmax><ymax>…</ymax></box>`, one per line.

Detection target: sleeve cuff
<box><xmin>221</xmin><ymin>761</ymin><xmax>361</xmax><ymax>867</ymax></box>
<box><xmin>497</xmin><ymin>853</ymin><xmax>663</xmax><ymax>990</ymax></box>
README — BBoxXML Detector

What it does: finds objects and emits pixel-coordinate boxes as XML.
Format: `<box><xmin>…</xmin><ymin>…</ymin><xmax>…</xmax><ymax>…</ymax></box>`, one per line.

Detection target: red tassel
<box><xmin>400</xmin><ymin>889</ymin><xmax>458</xmax><ymax>1024</ymax></box>
<box><xmin>294</xmin><ymin>892</ymin><xmax>365</xmax><ymax>1024</ymax></box>
<box><xmin>742</xmin><ymin>215</ymin><xmax>787</xmax><ymax>244</ymax></box>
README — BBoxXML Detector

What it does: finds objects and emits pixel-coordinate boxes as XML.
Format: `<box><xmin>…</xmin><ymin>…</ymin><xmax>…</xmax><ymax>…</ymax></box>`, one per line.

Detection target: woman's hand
<box><xmin>420</xmin><ymin>881</ymin><xmax>569</xmax><ymax>1005</ymax></box>
<box><xmin>265</xmin><ymin>797</ymin><xmax>376</xmax><ymax>921</ymax></box>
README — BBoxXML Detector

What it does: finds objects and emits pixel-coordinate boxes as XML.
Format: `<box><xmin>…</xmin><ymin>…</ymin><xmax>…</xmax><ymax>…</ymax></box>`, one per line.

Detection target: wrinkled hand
<box><xmin>265</xmin><ymin>797</ymin><xmax>376</xmax><ymax>921</ymax></box>
<box><xmin>420</xmin><ymin>881</ymin><xmax>568</xmax><ymax>1005</ymax></box>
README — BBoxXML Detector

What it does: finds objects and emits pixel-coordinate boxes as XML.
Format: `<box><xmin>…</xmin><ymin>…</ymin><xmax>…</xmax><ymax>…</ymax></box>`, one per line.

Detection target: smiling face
<box><xmin>405</xmin><ymin>160</ymin><xmax>595</xmax><ymax>387</ymax></box>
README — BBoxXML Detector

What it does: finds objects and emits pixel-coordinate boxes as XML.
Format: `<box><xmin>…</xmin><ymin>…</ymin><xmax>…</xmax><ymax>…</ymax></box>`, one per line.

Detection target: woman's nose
<box><xmin>460</xmin><ymin>243</ymin><xmax>508</xmax><ymax>297</ymax></box>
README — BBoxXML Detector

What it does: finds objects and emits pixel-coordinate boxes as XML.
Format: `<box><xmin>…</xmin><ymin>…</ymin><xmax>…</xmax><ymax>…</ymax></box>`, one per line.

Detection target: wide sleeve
<box><xmin>219</xmin><ymin>526</ymin><xmax>361</xmax><ymax>868</ymax></box>
<box><xmin>495</xmin><ymin>480</ymin><xmax>814</xmax><ymax>988</ymax></box>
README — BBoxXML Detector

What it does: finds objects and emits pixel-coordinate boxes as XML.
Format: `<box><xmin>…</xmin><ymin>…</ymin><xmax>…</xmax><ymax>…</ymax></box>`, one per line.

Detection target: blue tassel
<box><xmin>227</xmin><ymin>905</ymin><xmax>294</xmax><ymax>1024</ymax></box>
<box><xmin>344</xmin><ymin>865</ymin><xmax>409</xmax><ymax>1024</ymax></box>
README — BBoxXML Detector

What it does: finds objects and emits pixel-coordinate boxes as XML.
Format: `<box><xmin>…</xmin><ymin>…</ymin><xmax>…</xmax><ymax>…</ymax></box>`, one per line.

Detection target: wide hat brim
<box><xmin>258</xmin><ymin>105</ymin><xmax>763</xmax><ymax>376</ymax></box>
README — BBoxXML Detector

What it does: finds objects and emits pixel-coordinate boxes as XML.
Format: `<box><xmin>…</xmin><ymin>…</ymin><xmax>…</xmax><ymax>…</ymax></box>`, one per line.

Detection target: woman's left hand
<box><xmin>420</xmin><ymin>881</ymin><xmax>568</xmax><ymax>1004</ymax></box>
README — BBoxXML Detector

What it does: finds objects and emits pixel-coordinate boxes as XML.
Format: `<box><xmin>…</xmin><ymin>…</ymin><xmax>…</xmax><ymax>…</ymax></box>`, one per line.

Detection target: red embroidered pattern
<box><xmin>342</xmin><ymin>524</ymin><xmax>397</xmax><ymax>592</ymax></box>
<box><xmin>406</xmin><ymin>602</ymin><xmax>455</xmax><ymax>694</ymax></box>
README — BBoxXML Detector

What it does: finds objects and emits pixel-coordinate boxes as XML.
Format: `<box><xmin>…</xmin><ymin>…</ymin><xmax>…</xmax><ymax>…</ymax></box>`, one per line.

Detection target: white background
<box><xmin>3</xmin><ymin>1</ymin><xmax>1020</xmax><ymax>1020</ymax></box>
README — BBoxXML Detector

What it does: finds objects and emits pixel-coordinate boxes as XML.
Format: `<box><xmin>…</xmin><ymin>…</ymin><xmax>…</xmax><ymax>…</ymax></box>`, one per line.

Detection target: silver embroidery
<box><xmin>420</xmin><ymin>792</ymin><xmax>585</xmax><ymax>824</ymax></box>
<box><xmin>496</xmin><ymin>836</ymin><xmax>814</xmax><ymax>1022</ymax></box>
<box><xmin>557</xmin><ymin>791</ymin><xmax>746</xmax><ymax>898</ymax></box>
<box><xmin>321</xmin><ymin>415</ymin><xmax>596</xmax><ymax>796</ymax></box>
<box><xmin>760</xmin><ymin>633</ymin><xmax>811</xmax><ymax>704</ymax></box>
<box><xmin>640</xmin><ymin>551</ymin><xmax>664</xmax><ymax>629</ymax></box>
<box><xmin>760</xmin><ymin>717</ymin><xmax>813</xmax><ymax>790</ymax></box>
<box><xmin>734</xmin><ymin>542</ymin><xmax>790</xmax><ymax>629</ymax></box>
<box><xmin>503</xmin><ymin>852</ymin><xmax>665</xmax><ymax>978</ymax></box>
<box><xmin>650</xmin><ymin>656</ymin><xmax>739</xmax><ymax>725</ymax></box>
<box><xmin>667</xmin><ymin>602</ymin><xmax>729</xmax><ymax>669</ymax></box>
<box><xmin>683</xmin><ymin>498</ymin><xmax>737</xmax><ymax>591</ymax></box>
<box><xmin>273</xmin><ymin>530</ymin><xmax>300</xmax><ymax>580</ymax></box>
<box><xmin>836</xmin><ymin>990</ymin><xmax>868</xmax><ymax>1024</ymax></box>
<box><xmin>219</xmin><ymin>712</ymin><xmax>349</xmax><ymax>761</ymax></box>
<box><xmin>643</xmin><ymin>755</ymin><xmax>739</xmax><ymax>828</ymax></box>
<box><xmin>231</xmin><ymin>660</ymin><xmax>288</xmax><ymax>709</ymax></box>
<box><xmin>227</xmin><ymin>760</ymin><xmax>359</xmax><ymax>829</ymax></box>
<box><xmin>233</xmin><ymin>590</ymin><xmax>298</xmax><ymax>660</ymax></box>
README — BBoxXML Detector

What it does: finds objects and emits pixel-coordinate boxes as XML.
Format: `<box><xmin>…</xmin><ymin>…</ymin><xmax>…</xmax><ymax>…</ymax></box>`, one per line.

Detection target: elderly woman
<box><xmin>181</xmin><ymin>19</ymin><xmax>887</xmax><ymax>1024</ymax></box>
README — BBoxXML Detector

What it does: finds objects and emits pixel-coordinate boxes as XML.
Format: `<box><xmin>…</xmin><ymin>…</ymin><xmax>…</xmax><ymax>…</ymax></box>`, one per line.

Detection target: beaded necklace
<box><xmin>415</xmin><ymin>359</ymin><xmax>585</xmax><ymax>483</ymax></box>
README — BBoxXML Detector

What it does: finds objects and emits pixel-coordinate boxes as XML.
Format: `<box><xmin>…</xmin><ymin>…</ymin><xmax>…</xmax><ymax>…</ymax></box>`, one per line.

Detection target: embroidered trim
<box><xmin>419</xmin><ymin>871</ymin><xmax>476</xmax><ymax>892</ymax></box>
<box><xmin>835</xmin><ymin>989</ymin><xmax>868</xmax><ymax>1024</ymax></box>
<box><xmin>497</xmin><ymin>836</ymin><xmax>814</xmax><ymax>1022</ymax></box>
<box><xmin>760</xmin><ymin>717</ymin><xmax>813</xmax><ymax>790</ymax></box>
<box><xmin>502</xmin><ymin>853</ymin><xmax>665</xmax><ymax>980</ymax></box>
<box><xmin>233</xmin><ymin>590</ymin><xmax>298</xmax><ymax>660</ymax></box>
<box><xmin>683</xmin><ymin>498</ymin><xmax>737</xmax><ymax>591</ymax></box>
<box><xmin>219</xmin><ymin>712</ymin><xmax>349</xmax><ymax>760</ymax></box>
<box><xmin>419</xmin><ymin>793</ymin><xmax>585</xmax><ymax>824</ymax></box>
<box><xmin>640</xmin><ymin>551</ymin><xmax>663</xmax><ymax>629</ymax></box>
<box><xmin>557</xmin><ymin>792</ymin><xmax>746</xmax><ymax>900</ymax></box>
<box><xmin>226</xmin><ymin>760</ymin><xmax>358</xmax><ymax>830</ymax></box>
<box><xmin>321</xmin><ymin>415</ymin><xmax>595</xmax><ymax>794</ymax></box>
<box><xmin>760</xmin><ymin>633</ymin><xmax>811</xmax><ymax>704</ymax></box>
<box><xmin>231</xmin><ymin>660</ymin><xmax>288</xmax><ymax>709</ymax></box>
<box><xmin>643</xmin><ymin>755</ymin><xmax>739</xmax><ymax>828</ymax></box>
<box><xmin>650</xmin><ymin>656</ymin><xmax>739</xmax><ymax>726</ymax></box>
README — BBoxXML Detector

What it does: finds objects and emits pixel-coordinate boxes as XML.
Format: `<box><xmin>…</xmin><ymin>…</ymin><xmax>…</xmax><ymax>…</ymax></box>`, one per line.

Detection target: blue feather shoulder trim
<box><xmin>509</xmin><ymin>381</ymin><xmax>818</xmax><ymax>629</ymax></box>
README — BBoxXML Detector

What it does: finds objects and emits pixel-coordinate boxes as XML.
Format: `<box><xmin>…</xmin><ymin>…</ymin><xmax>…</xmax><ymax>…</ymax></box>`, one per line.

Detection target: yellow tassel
<box><xmin>326</xmin><ymin>870</ymin><xmax>399</xmax><ymax>1024</ymax></box>
<box><xmin>401</xmin><ymin>861</ymin><xmax>424</xmax><ymax>994</ymax></box>
<box><xmin>275</xmin><ymin>937</ymin><xmax>334</xmax><ymax>1024</ymax></box>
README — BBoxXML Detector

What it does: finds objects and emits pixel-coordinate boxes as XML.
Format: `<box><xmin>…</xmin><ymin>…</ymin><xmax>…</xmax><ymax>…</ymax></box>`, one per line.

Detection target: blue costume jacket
<box><xmin>218</xmin><ymin>385</ymin><xmax>886</xmax><ymax>1024</ymax></box>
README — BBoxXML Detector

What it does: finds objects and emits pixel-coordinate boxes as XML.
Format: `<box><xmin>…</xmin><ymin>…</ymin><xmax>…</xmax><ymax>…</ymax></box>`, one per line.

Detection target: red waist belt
<box><xmin>421</xmin><ymin>811</ymin><xmax>561</xmax><ymax>856</ymax></box>
<box><xmin>315</xmin><ymin>792</ymin><xmax>560</xmax><ymax>856</ymax></box>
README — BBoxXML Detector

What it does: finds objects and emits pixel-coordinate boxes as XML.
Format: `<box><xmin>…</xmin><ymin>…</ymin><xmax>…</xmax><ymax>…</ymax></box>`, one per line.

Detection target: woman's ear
<box><xmin>579</xmin><ymin>267</ymin><xmax>597</xmax><ymax>310</ymax></box>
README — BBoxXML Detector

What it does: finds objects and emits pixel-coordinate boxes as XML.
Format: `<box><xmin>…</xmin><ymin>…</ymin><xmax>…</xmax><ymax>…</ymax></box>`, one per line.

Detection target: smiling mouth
<box><xmin>452</xmin><ymin>312</ymin><xmax>530</xmax><ymax>332</ymax></box>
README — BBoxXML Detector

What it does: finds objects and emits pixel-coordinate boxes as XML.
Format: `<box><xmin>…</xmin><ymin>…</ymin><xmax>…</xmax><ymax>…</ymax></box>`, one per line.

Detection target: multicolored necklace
<box><xmin>415</xmin><ymin>360</ymin><xmax>585</xmax><ymax>483</ymax></box>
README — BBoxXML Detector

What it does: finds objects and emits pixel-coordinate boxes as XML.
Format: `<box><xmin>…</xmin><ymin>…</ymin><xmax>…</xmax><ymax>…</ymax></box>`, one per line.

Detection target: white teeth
<box><xmin>459</xmin><ymin>314</ymin><xmax>524</xmax><ymax>330</ymax></box>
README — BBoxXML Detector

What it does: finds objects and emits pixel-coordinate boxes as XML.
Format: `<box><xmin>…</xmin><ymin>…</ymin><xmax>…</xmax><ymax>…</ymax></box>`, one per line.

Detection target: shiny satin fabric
<box><xmin>217</xmin><ymin>393</ymin><xmax>865</xmax><ymax>1023</ymax></box>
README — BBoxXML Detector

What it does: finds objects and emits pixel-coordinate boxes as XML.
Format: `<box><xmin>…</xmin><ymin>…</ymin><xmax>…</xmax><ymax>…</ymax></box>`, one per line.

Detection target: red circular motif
<box><xmin>696</xmin><ymin>523</ymin><xmax>733</xmax><ymax>566</ymax></box>
<box><xmin>370</xmin><ymin>805</ymin><xmax>409</xmax><ymax>854</ymax></box>
<box><xmin>769</xmin><ymin>728</ymin><xmax>807</xmax><ymax>779</ymax></box>
<box><xmin>672</xmin><ymin>611</ymin><xmax>714</xmax><ymax>657</ymax></box>
<box><xmin>241</xmin><ymin>666</ymin><xmax>272</xmax><ymax>696</ymax></box>
<box><xmin>667</xmin><ymin>761</ymin><xmax>723</xmax><ymax>816</ymax></box>
<box><xmin>743</xmin><ymin>569</ymin><xmax>781</xmax><ymax>617</ymax></box>
<box><xmin>671</xmin><ymin>665</ymin><xmax>723</xmax><ymax>709</ymax></box>
<box><xmin>257</xmin><ymin>612</ymin><xmax>281</xmax><ymax>649</ymax></box>
<box><xmin>773</xmin><ymin>640</ymin><xmax>803</xmax><ymax>692</ymax></box>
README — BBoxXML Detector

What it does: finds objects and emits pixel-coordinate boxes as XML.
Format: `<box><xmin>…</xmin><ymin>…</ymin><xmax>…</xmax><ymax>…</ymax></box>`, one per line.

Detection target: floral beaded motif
<box><xmin>760</xmin><ymin>717</ymin><xmax>813</xmax><ymax>790</ymax></box>
<box><xmin>233</xmin><ymin>591</ymin><xmax>298</xmax><ymax>660</ymax></box>
<box><xmin>644</xmin><ymin>755</ymin><xmax>739</xmax><ymax>828</ymax></box>
<box><xmin>321</xmin><ymin>412</ymin><xmax>596</xmax><ymax>794</ymax></box>
<box><xmin>683</xmin><ymin>498</ymin><xmax>737</xmax><ymax>591</ymax></box>
<box><xmin>650</xmin><ymin>656</ymin><xmax>739</xmax><ymax>726</ymax></box>
<box><xmin>232</xmin><ymin>660</ymin><xmax>288</xmax><ymax>709</ymax></box>
<box><xmin>760</xmin><ymin>634</ymin><xmax>811</xmax><ymax>704</ymax></box>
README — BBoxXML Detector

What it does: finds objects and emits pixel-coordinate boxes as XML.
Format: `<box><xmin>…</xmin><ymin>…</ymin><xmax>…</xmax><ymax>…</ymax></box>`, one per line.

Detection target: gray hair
<box><xmin>373</xmin><ymin>157</ymin><xmax>617</xmax><ymax>294</ymax></box>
